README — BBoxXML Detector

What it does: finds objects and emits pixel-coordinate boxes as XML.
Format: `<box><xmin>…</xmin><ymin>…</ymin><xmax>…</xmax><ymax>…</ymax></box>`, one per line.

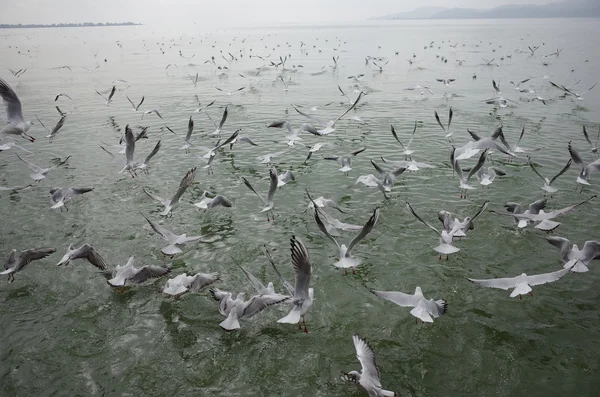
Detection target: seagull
<box><xmin>379</xmin><ymin>157</ymin><xmax>435</xmax><ymax>172</ymax></box>
<box><xmin>180</xmin><ymin>116</ymin><xmax>195</xmax><ymax>153</ymax></box>
<box><xmin>437</xmin><ymin>201</ymin><xmax>489</xmax><ymax>238</ymax></box>
<box><xmin>15</xmin><ymin>153</ymin><xmax>70</xmax><ymax>181</ymax></box>
<box><xmin>198</xmin><ymin>129</ymin><xmax>240</xmax><ymax>159</ymax></box>
<box><xmin>215</xmin><ymin>87</ymin><xmax>245</xmax><ymax>96</ymax></box>
<box><xmin>497</xmin><ymin>195</ymin><xmax>596</xmax><ymax>231</ymax></box>
<box><xmin>106</xmin><ymin>256</ymin><xmax>170</xmax><ymax>287</ymax></box>
<box><xmin>142</xmin><ymin>108</ymin><xmax>163</xmax><ymax>120</ymax></box>
<box><xmin>508</xmin><ymin>126</ymin><xmax>543</xmax><ymax>154</ymax></box>
<box><xmin>324</xmin><ymin>147</ymin><xmax>366</xmax><ymax>173</ymax></box>
<box><xmin>7</xmin><ymin>68</ymin><xmax>27</xmax><ymax>78</ymax></box>
<box><xmin>434</xmin><ymin>108</ymin><xmax>453</xmax><ymax>141</ymax></box>
<box><xmin>550</xmin><ymin>81</ymin><xmax>597</xmax><ymax>101</ymax></box>
<box><xmin>50</xmin><ymin>187</ymin><xmax>93</xmax><ymax>211</ymax></box>
<box><xmin>455</xmin><ymin>128</ymin><xmax>514</xmax><ymax>160</ymax></box>
<box><xmin>468</xmin><ymin>269</ymin><xmax>569</xmax><ymax>299</ymax></box>
<box><xmin>256</xmin><ymin>148</ymin><xmax>289</xmax><ymax>165</ymax></box>
<box><xmin>119</xmin><ymin>125</ymin><xmax>137</xmax><ymax>178</ymax></box>
<box><xmin>0</xmin><ymin>78</ymin><xmax>35</xmax><ymax>142</ymax></box>
<box><xmin>189</xmin><ymin>73</ymin><xmax>199</xmax><ymax>87</ymax></box>
<box><xmin>528</xmin><ymin>156</ymin><xmax>571</xmax><ymax>196</ymax></box>
<box><xmin>242</xmin><ymin>168</ymin><xmax>278</xmax><ymax>221</ymax></box>
<box><xmin>126</xmin><ymin>95</ymin><xmax>144</xmax><ymax>111</ymax></box>
<box><xmin>143</xmin><ymin>167</ymin><xmax>196</xmax><ymax>216</ymax></box>
<box><xmin>135</xmin><ymin>140</ymin><xmax>162</xmax><ymax>174</ymax></box>
<box><xmin>390</xmin><ymin>122</ymin><xmax>417</xmax><ymax>159</ymax></box>
<box><xmin>474</xmin><ymin>164</ymin><xmax>506</xmax><ymax>187</ymax></box>
<box><xmin>405</xmin><ymin>85</ymin><xmax>433</xmax><ymax>95</ymax></box>
<box><xmin>208</xmin><ymin>105</ymin><xmax>228</xmax><ymax>136</ymax></box>
<box><xmin>373</xmin><ymin>287</ymin><xmax>447</xmax><ymax>324</ymax></box>
<box><xmin>277</xmin><ymin>235</ymin><xmax>314</xmax><ymax>333</ymax></box>
<box><xmin>342</xmin><ymin>335</ymin><xmax>397</xmax><ymax>397</ymax></box>
<box><xmin>310</xmin><ymin>193</ymin><xmax>379</xmax><ymax>272</ymax></box>
<box><xmin>0</xmin><ymin>137</ymin><xmax>30</xmax><ymax>153</ymax></box>
<box><xmin>304</xmin><ymin>142</ymin><xmax>334</xmax><ymax>163</ymax></box>
<box><xmin>233</xmin><ymin>260</ymin><xmax>275</xmax><ymax>296</ymax></box>
<box><xmin>277</xmin><ymin>170</ymin><xmax>295</xmax><ymax>187</ymax></box>
<box><xmin>305</xmin><ymin>196</ymin><xmax>346</xmax><ymax>213</ymax></box>
<box><xmin>95</xmin><ymin>85</ymin><xmax>116</xmax><ymax>105</ymax></box>
<box><xmin>451</xmin><ymin>148</ymin><xmax>487</xmax><ymax>199</ymax></box>
<box><xmin>43</xmin><ymin>115</ymin><xmax>66</xmax><ymax>143</ymax></box>
<box><xmin>436</xmin><ymin>78</ymin><xmax>455</xmax><ymax>86</ymax></box>
<box><xmin>372</xmin><ymin>60</ymin><xmax>389</xmax><ymax>71</ymax></box>
<box><xmin>193</xmin><ymin>191</ymin><xmax>233</xmax><ymax>210</ymax></box>
<box><xmin>163</xmin><ymin>272</ymin><xmax>220</xmax><ymax>297</ymax></box>
<box><xmin>292</xmin><ymin>92</ymin><xmax>363</xmax><ymax>135</ymax></box>
<box><xmin>54</xmin><ymin>93</ymin><xmax>73</xmax><ymax>102</ymax></box>
<box><xmin>568</xmin><ymin>141</ymin><xmax>600</xmax><ymax>188</ymax></box>
<box><xmin>547</xmin><ymin>237</ymin><xmax>600</xmax><ymax>273</ymax></box>
<box><xmin>582</xmin><ymin>125</ymin><xmax>600</xmax><ymax>156</ymax></box>
<box><xmin>56</xmin><ymin>244</ymin><xmax>107</xmax><ymax>270</ymax></box>
<box><xmin>501</xmin><ymin>198</ymin><xmax>548</xmax><ymax>228</ymax></box>
<box><xmin>406</xmin><ymin>201</ymin><xmax>460</xmax><ymax>259</ymax></box>
<box><xmin>267</xmin><ymin>120</ymin><xmax>318</xmax><ymax>146</ymax></box>
<box><xmin>1</xmin><ymin>248</ymin><xmax>56</xmax><ymax>282</ymax></box>
<box><xmin>366</xmin><ymin>160</ymin><xmax>406</xmax><ymax>196</ymax></box>
<box><xmin>211</xmin><ymin>288</ymin><xmax>289</xmax><ymax>331</ymax></box>
<box><xmin>141</xmin><ymin>213</ymin><xmax>203</xmax><ymax>256</ymax></box>
<box><xmin>509</xmin><ymin>78</ymin><xmax>531</xmax><ymax>92</ymax></box>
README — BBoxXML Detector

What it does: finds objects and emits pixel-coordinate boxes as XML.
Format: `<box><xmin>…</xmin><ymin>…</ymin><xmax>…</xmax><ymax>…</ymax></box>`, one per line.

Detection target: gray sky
<box><xmin>2</xmin><ymin>0</ymin><xmax>552</xmax><ymax>26</ymax></box>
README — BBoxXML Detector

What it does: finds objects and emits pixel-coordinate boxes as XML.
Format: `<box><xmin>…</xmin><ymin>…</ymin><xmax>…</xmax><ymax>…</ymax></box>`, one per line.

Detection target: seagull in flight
<box><xmin>568</xmin><ymin>141</ymin><xmax>600</xmax><ymax>188</ymax></box>
<box><xmin>141</xmin><ymin>214</ymin><xmax>203</xmax><ymax>256</ymax></box>
<box><xmin>208</xmin><ymin>105</ymin><xmax>228</xmax><ymax>136</ymax></box>
<box><xmin>95</xmin><ymin>85</ymin><xmax>116</xmax><ymax>105</ymax></box>
<box><xmin>546</xmin><ymin>237</ymin><xmax>600</xmax><ymax>273</ymax></box>
<box><xmin>0</xmin><ymin>78</ymin><xmax>35</xmax><ymax>142</ymax></box>
<box><xmin>56</xmin><ymin>244</ymin><xmax>107</xmax><ymax>270</ymax></box>
<box><xmin>36</xmin><ymin>114</ymin><xmax>66</xmax><ymax>143</ymax></box>
<box><xmin>242</xmin><ymin>168</ymin><xmax>278</xmax><ymax>221</ymax></box>
<box><xmin>163</xmin><ymin>272</ymin><xmax>220</xmax><ymax>297</ymax></box>
<box><xmin>292</xmin><ymin>92</ymin><xmax>363</xmax><ymax>135</ymax></box>
<box><xmin>126</xmin><ymin>95</ymin><xmax>145</xmax><ymax>111</ymax></box>
<box><xmin>406</xmin><ymin>201</ymin><xmax>460</xmax><ymax>260</ymax></box>
<box><xmin>527</xmin><ymin>156</ymin><xmax>571</xmax><ymax>196</ymax></box>
<box><xmin>390</xmin><ymin>121</ymin><xmax>418</xmax><ymax>159</ymax></box>
<box><xmin>434</xmin><ymin>108</ymin><xmax>453</xmax><ymax>141</ymax></box>
<box><xmin>373</xmin><ymin>286</ymin><xmax>447</xmax><ymax>324</ymax></box>
<box><xmin>1</xmin><ymin>247</ymin><xmax>56</xmax><ymax>282</ymax></box>
<box><xmin>436</xmin><ymin>78</ymin><xmax>455</xmax><ymax>86</ymax></box>
<box><xmin>106</xmin><ymin>256</ymin><xmax>170</xmax><ymax>287</ymax></box>
<box><xmin>582</xmin><ymin>125</ymin><xmax>599</xmax><ymax>156</ymax></box>
<box><xmin>50</xmin><ymin>187</ymin><xmax>94</xmax><ymax>211</ymax></box>
<box><xmin>323</xmin><ymin>147</ymin><xmax>366</xmax><ymax>174</ymax></box>
<box><xmin>468</xmin><ymin>269</ymin><xmax>569</xmax><ymax>299</ymax></box>
<box><xmin>54</xmin><ymin>93</ymin><xmax>73</xmax><ymax>102</ymax></box>
<box><xmin>143</xmin><ymin>167</ymin><xmax>197</xmax><ymax>216</ymax></box>
<box><xmin>15</xmin><ymin>153</ymin><xmax>70</xmax><ymax>181</ymax></box>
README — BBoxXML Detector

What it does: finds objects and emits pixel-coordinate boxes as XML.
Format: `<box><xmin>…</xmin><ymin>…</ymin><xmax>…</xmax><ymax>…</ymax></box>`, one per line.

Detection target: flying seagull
<box><xmin>143</xmin><ymin>167</ymin><xmax>197</xmax><ymax>216</ymax></box>
<box><xmin>373</xmin><ymin>286</ymin><xmax>447</xmax><ymax>323</ymax></box>
<box><xmin>0</xmin><ymin>78</ymin><xmax>35</xmax><ymax>142</ymax></box>
<box><xmin>468</xmin><ymin>269</ymin><xmax>569</xmax><ymax>299</ymax></box>
<box><xmin>1</xmin><ymin>247</ymin><xmax>56</xmax><ymax>282</ymax></box>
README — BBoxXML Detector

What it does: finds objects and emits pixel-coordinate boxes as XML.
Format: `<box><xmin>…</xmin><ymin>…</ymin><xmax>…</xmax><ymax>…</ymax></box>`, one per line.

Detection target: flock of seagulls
<box><xmin>2</xmin><ymin>29</ymin><xmax>599</xmax><ymax>396</ymax></box>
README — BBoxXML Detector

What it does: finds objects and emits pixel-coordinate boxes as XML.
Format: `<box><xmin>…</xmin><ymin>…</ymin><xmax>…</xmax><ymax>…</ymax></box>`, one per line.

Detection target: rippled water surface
<box><xmin>1</xmin><ymin>19</ymin><xmax>600</xmax><ymax>397</ymax></box>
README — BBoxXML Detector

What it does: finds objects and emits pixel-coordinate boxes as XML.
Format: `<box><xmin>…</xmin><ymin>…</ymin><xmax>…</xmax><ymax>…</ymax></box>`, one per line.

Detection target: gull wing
<box><xmin>525</xmin><ymin>269</ymin><xmax>569</xmax><ymax>286</ymax></box>
<box><xmin>466</xmin><ymin>150</ymin><xmax>488</xmax><ymax>182</ymax></box>
<box><xmin>129</xmin><ymin>265</ymin><xmax>170</xmax><ymax>284</ymax></box>
<box><xmin>545</xmin><ymin>195</ymin><xmax>596</xmax><ymax>218</ymax></box>
<box><xmin>263</xmin><ymin>246</ymin><xmax>295</xmax><ymax>296</ymax></box>
<box><xmin>234</xmin><ymin>260</ymin><xmax>267</xmax><ymax>294</ymax></box>
<box><xmin>143</xmin><ymin>140</ymin><xmax>161</xmax><ymax>165</ymax></box>
<box><xmin>434</xmin><ymin>110</ymin><xmax>446</xmax><ymax>133</ymax></box>
<box><xmin>107</xmin><ymin>85</ymin><xmax>116</xmax><ymax>102</ymax></box>
<box><xmin>347</xmin><ymin>208</ymin><xmax>380</xmax><ymax>253</ymax></box>
<box><xmin>468</xmin><ymin>276</ymin><xmax>518</xmax><ymax>290</ymax></box>
<box><xmin>370</xmin><ymin>159</ymin><xmax>386</xmax><ymax>176</ymax></box>
<box><xmin>581</xmin><ymin>241</ymin><xmax>600</xmax><ymax>262</ymax></box>
<box><xmin>218</xmin><ymin>106</ymin><xmax>228</xmax><ymax>130</ymax></box>
<box><xmin>350</xmin><ymin>147</ymin><xmax>366</xmax><ymax>157</ymax></box>
<box><xmin>126</xmin><ymin>95</ymin><xmax>136</xmax><ymax>110</ymax></box>
<box><xmin>48</xmin><ymin>115</ymin><xmax>66</xmax><ymax>140</ymax></box>
<box><xmin>185</xmin><ymin>116</ymin><xmax>194</xmax><ymax>142</ymax></box>
<box><xmin>527</xmin><ymin>156</ymin><xmax>549</xmax><ymax>183</ymax></box>
<box><xmin>292</xmin><ymin>105</ymin><xmax>326</xmax><ymax>127</ymax></box>
<box><xmin>0</xmin><ymin>79</ymin><xmax>24</xmax><ymax>124</ymax></box>
<box><xmin>528</xmin><ymin>198</ymin><xmax>547</xmax><ymax>214</ymax></box>
<box><xmin>373</xmin><ymin>290</ymin><xmax>419</xmax><ymax>307</ymax></box>
<box><xmin>390</xmin><ymin>125</ymin><xmax>407</xmax><ymax>150</ymax></box>
<box><xmin>73</xmin><ymin>244</ymin><xmax>107</xmax><ymax>270</ymax></box>
<box><xmin>242</xmin><ymin>177</ymin><xmax>265</xmax><ymax>203</ymax></box>
<box><xmin>406</xmin><ymin>201</ymin><xmax>440</xmax><ymax>237</ymax></box>
<box><xmin>136</xmin><ymin>96</ymin><xmax>145</xmax><ymax>110</ymax></box>
<box><xmin>189</xmin><ymin>272</ymin><xmax>220</xmax><ymax>292</ymax></box>
<box><xmin>241</xmin><ymin>293</ymin><xmax>289</xmax><ymax>318</ymax></box>
<box><xmin>470</xmin><ymin>200</ymin><xmax>490</xmax><ymax>221</ymax></box>
<box><xmin>353</xmin><ymin>335</ymin><xmax>382</xmax><ymax>385</ymax></box>
<box><xmin>333</xmin><ymin>91</ymin><xmax>363</xmax><ymax>124</ymax></box>
<box><xmin>290</xmin><ymin>235</ymin><xmax>311</xmax><ymax>300</ymax></box>
<box><xmin>15</xmin><ymin>153</ymin><xmax>42</xmax><ymax>173</ymax></box>
<box><xmin>124</xmin><ymin>125</ymin><xmax>135</xmax><ymax>164</ymax></box>
<box><xmin>266</xmin><ymin>167</ymin><xmax>278</xmax><ymax>202</ymax></box>
<box><xmin>141</xmin><ymin>213</ymin><xmax>178</xmax><ymax>244</ymax></box>
<box><xmin>169</xmin><ymin>167</ymin><xmax>197</xmax><ymax>205</ymax></box>
<box><xmin>549</xmin><ymin>159</ymin><xmax>572</xmax><ymax>185</ymax></box>
<box><xmin>16</xmin><ymin>247</ymin><xmax>57</xmax><ymax>271</ymax></box>
<box><xmin>307</xmin><ymin>189</ymin><xmax>340</xmax><ymax>249</ymax></box>
<box><xmin>546</xmin><ymin>236</ymin><xmax>572</xmax><ymax>260</ymax></box>
<box><xmin>215</xmin><ymin>129</ymin><xmax>240</xmax><ymax>150</ymax></box>
<box><xmin>447</xmin><ymin>107</ymin><xmax>453</xmax><ymax>131</ymax></box>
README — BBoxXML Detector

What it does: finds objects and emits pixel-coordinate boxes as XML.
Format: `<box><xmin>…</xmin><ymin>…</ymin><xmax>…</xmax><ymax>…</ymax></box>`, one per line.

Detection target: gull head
<box><xmin>343</xmin><ymin>371</ymin><xmax>361</xmax><ymax>383</ymax></box>
<box><xmin>56</xmin><ymin>244</ymin><xmax>74</xmax><ymax>266</ymax></box>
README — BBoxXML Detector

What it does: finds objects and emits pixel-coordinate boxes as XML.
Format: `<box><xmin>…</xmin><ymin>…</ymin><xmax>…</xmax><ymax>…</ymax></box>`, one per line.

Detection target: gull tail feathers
<box><xmin>278</xmin><ymin>306</ymin><xmax>303</xmax><ymax>324</ymax></box>
<box><xmin>220</xmin><ymin>309</ymin><xmax>240</xmax><ymax>331</ymax></box>
<box><xmin>510</xmin><ymin>284</ymin><xmax>532</xmax><ymax>298</ymax></box>
<box><xmin>410</xmin><ymin>307</ymin><xmax>434</xmax><ymax>323</ymax></box>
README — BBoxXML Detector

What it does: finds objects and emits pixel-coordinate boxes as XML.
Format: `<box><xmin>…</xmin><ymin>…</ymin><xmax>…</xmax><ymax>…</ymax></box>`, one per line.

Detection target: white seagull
<box><xmin>95</xmin><ymin>85</ymin><xmax>116</xmax><ymax>105</ymax></box>
<box><xmin>141</xmin><ymin>213</ymin><xmax>203</xmax><ymax>256</ymax></box>
<box><xmin>292</xmin><ymin>92</ymin><xmax>363</xmax><ymax>135</ymax></box>
<box><xmin>143</xmin><ymin>167</ymin><xmax>197</xmax><ymax>216</ymax></box>
<box><xmin>106</xmin><ymin>256</ymin><xmax>170</xmax><ymax>287</ymax></box>
<box><xmin>0</xmin><ymin>78</ymin><xmax>35</xmax><ymax>142</ymax></box>
<box><xmin>546</xmin><ymin>237</ymin><xmax>600</xmax><ymax>273</ymax></box>
<box><xmin>527</xmin><ymin>156</ymin><xmax>571</xmax><ymax>196</ymax></box>
<box><xmin>468</xmin><ymin>269</ymin><xmax>569</xmax><ymax>299</ymax></box>
<box><xmin>163</xmin><ymin>272</ymin><xmax>220</xmax><ymax>297</ymax></box>
<box><xmin>15</xmin><ymin>153</ymin><xmax>70</xmax><ymax>181</ymax></box>
<box><xmin>406</xmin><ymin>201</ymin><xmax>460</xmax><ymax>259</ymax></box>
<box><xmin>1</xmin><ymin>247</ymin><xmax>56</xmax><ymax>282</ymax></box>
<box><xmin>373</xmin><ymin>286</ymin><xmax>447</xmax><ymax>323</ymax></box>
<box><xmin>242</xmin><ymin>168</ymin><xmax>278</xmax><ymax>220</ymax></box>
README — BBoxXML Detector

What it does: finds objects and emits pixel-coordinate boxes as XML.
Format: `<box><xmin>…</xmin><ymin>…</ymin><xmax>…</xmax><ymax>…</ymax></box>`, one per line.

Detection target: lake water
<box><xmin>1</xmin><ymin>18</ymin><xmax>599</xmax><ymax>397</ymax></box>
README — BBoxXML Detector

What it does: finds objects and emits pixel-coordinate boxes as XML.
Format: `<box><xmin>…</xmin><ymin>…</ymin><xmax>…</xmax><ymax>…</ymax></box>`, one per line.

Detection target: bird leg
<box><xmin>303</xmin><ymin>319</ymin><xmax>308</xmax><ymax>333</ymax></box>
<box><xmin>438</xmin><ymin>255</ymin><xmax>442</xmax><ymax>261</ymax></box>
<box><xmin>352</xmin><ymin>268</ymin><xmax>356</xmax><ymax>275</ymax></box>
<box><xmin>415</xmin><ymin>318</ymin><xmax>418</xmax><ymax>325</ymax></box>
<box><xmin>529</xmin><ymin>292</ymin><xmax>533</xmax><ymax>297</ymax></box>
<box><xmin>297</xmin><ymin>322</ymin><xmax>302</xmax><ymax>330</ymax></box>
<box><xmin>9</xmin><ymin>274</ymin><xmax>15</xmax><ymax>283</ymax></box>
<box><xmin>446</xmin><ymin>255</ymin><xmax>449</xmax><ymax>261</ymax></box>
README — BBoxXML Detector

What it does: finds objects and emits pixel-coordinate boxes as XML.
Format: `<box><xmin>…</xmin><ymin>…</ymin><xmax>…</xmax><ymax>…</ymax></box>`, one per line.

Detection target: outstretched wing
<box><xmin>169</xmin><ymin>167</ymin><xmax>196</xmax><ymax>204</ymax></box>
<box><xmin>353</xmin><ymin>335</ymin><xmax>381</xmax><ymax>384</ymax></box>
<box><xmin>346</xmin><ymin>208</ymin><xmax>380</xmax><ymax>253</ymax></box>
<box><xmin>0</xmin><ymin>78</ymin><xmax>25</xmax><ymax>124</ymax></box>
<box><xmin>290</xmin><ymin>235</ymin><xmax>311</xmax><ymax>300</ymax></box>
<box><xmin>406</xmin><ymin>201</ymin><xmax>440</xmax><ymax>237</ymax></box>
<box><xmin>129</xmin><ymin>265</ymin><xmax>170</xmax><ymax>284</ymax></box>
<box><xmin>143</xmin><ymin>140</ymin><xmax>161</xmax><ymax>165</ymax></box>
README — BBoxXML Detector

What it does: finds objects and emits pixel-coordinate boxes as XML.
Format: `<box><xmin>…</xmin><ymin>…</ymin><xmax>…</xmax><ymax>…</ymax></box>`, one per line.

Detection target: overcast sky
<box><xmin>2</xmin><ymin>0</ymin><xmax>552</xmax><ymax>26</ymax></box>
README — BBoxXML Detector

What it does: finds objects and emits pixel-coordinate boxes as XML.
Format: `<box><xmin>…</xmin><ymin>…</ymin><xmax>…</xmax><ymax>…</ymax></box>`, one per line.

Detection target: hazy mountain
<box><xmin>373</xmin><ymin>1</ymin><xmax>600</xmax><ymax>20</ymax></box>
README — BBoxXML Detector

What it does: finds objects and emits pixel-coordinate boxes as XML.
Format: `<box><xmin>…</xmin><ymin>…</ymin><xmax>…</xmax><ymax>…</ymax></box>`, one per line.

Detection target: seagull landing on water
<box><xmin>15</xmin><ymin>153</ymin><xmax>70</xmax><ymax>182</ymax></box>
<box><xmin>342</xmin><ymin>335</ymin><xmax>397</xmax><ymax>397</ymax></box>
<box><xmin>390</xmin><ymin>121</ymin><xmax>418</xmax><ymax>159</ymax></box>
<box><xmin>323</xmin><ymin>147</ymin><xmax>366</xmax><ymax>174</ymax></box>
<box><xmin>547</xmin><ymin>237</ymin><xmax>600</xmax><ymax>273</ymax></box>
<box><xmin>126</xmin><ymin>95</ymin><xmax>144</xmax><ymax>111</ymax></box>
<box><xmin>451</xmin><ymin>148</ymin><xmax>488</xmax><ymax>199</ymax></box>
<box><xmin>105</xmin><ymin>256</ymin><xmax>170</xmax><ymax>288</ymax></box>
<box><xmin>528</xmin><ymin>156</ymin><xmax>571</xmax><ymax>196</ymax></box>
<box><xmin>56</xmin><ymin>244</ymin><xmax>107</xmax><ymax>270</ymax></box>
<box><xmin>193</xmin><ymin>191</ymin><xmax>233</xmax><ymax>210</ymax></box>
<box><xmin>373</xmin><ymin>286</ymin><xmax>447</xmax><ymax>324</ymax></box>
<box><xmin>0</xmin><ymin>78</ymin><xmax>35</xmax><ymax>142</ymax></box>
<box><xmin>434</xmin><ymin>108</ymin><xmax>453</xmax><ymax>142</ymax></box>
<box><xmin>163</xmin><ymin>272</ymin><xmax>219</xmax><ymax>297</ymax></box>
<box><xmin>468</xmin><ymin>269</ymin><xmax>569</xmax><ymax>299</ymax></box>
<box><xmin>1</xmin><ymin>248</ymin><xmax>56</xmax><ymax>282</ymax></box>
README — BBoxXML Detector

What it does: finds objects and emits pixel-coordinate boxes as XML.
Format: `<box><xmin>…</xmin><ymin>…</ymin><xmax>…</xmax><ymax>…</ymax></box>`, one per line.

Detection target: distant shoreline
<box><xmin>372</xmin><ymin>16</ymin><xmax>600</xmax><ymax>21</ymax></box>
<box><xmin>0</xmin><ymin>22</ymin><xmax>141</xmax><ymax>29</ymax></box>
